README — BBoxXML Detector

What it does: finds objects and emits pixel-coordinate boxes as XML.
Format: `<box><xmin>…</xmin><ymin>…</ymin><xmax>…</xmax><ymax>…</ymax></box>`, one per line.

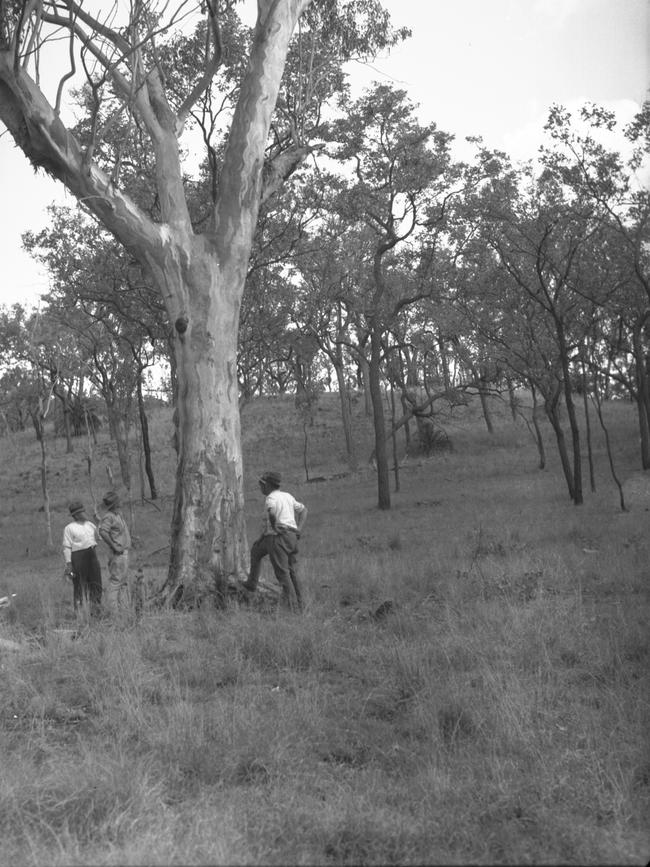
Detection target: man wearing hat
<box><xmin>242</xmin><ymin>471</ymin><xmax>308</xmax><ymax>611</ymax></box>
<box><xmin>62</xmin><ymin>500</ymin><xmax>102</xmax><ymax>615</ymax></box>
<box><xmin>96</xmin><ymin>491</ymin><xmax>132</xmax><ymax>613</ymax></box>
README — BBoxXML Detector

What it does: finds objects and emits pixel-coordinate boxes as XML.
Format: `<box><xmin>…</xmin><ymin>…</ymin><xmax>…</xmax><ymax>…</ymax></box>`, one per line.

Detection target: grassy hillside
<box><xmin>0</xmin><ymin>392</ymin><xmax>648</xmax><ymax>865</ymax></box>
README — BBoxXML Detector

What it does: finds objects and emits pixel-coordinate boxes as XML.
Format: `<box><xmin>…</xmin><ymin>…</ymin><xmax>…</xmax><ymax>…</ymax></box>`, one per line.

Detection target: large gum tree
<box><xmin>0</xmin><ymin>0</ymin><xmax>353</xmax><ymax>603</ymax></box>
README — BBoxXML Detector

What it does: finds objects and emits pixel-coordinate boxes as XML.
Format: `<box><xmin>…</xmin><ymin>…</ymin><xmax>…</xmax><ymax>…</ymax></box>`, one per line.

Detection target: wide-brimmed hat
<box><xmin>102</xmin><ymin>490</ymin><xmax>121</xmax><ymax>509</ymax></box>
<box><xmin>258</xmin><ymin>471</ymin><xmax>281</xmax><ymax>488</ymax></box>
<box><xmin>68</xmin><ymin>499</ymin><xmax>85</xmax><ymax>516</ymax></box>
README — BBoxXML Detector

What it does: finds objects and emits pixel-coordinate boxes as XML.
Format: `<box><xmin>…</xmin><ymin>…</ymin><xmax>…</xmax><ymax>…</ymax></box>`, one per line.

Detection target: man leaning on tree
<box><xmin>241</xmin><ymin>471</ymin><xmax>308</xmax><ymax>611</ymax></box>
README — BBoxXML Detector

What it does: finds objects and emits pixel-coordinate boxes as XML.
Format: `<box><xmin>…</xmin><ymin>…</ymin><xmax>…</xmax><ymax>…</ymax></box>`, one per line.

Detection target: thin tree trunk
<box><xmin>39</xmin><ymin>423</ymin><xmax>53</xmax><ymax>549</ymax></box>
<box><xmin>634</xmin><ymin>392</ymin><xmax>650</xmax><ymax>470</ymax></box>
<box><xmin>358</xmin><ymin>354</ymin><xmax>373</xmax><ymax>416</ymax></box>
<box><xmin>52</xmin><ymin>386</ymin><xmax>74</xmax><ymax>453</ymax></box>
<box><xmin>591</xmin><ymin>385</ymin><xmax>626</xmax><ymax>511</ymax></box>
<box><xmin>400</xmin><ymin>391</ymin><xmax>411</xmax><ymax>452</ymax></box>
<box><xmin>390</xmin><ymin>383</ymin><xmax>399</xmax><ymax>492</ymax></box>
<box><xmin>603</xmin><ymin>357</ymin><xmax>612</xmax><ymax>400</ymax></box>
<box><xmin>507</xmin><ymin>377</ymin><xmax>518</xmax><ymax>422</ymax></box>
<box><xmin>437</xmin><ymin>332</ymin><xmax>451</xmax><ymax>390</ymax></box>
<box><xmin>581</xmin><ymin>363</ymin><xmax>596</xmax><ymax>493</ymax></box>
<box><xmin>631</xmin><ymin>317</ymin><xmax>650</xmax><ymax>469</ymax></box>
<box><xmin>302</xmin><ymin>419</ymin><xmax>311</xmax><ymax>480</ymax></box>
<box><xmin>545</xmin><ymin>390</ymin><xmax>575</xmax><ymax>501</ymax></box>
<box><xmin>369</xmin><ymin>329</ymin><xmax>390</xmax><ymax>509</ymax></box>
<box><xmin>36</xmin><ymin>385</ymin><xmax>55</xmax><ymax>549</ymax></box>
<box><xmin>478</xmin><ymin>383</ymin><xmax>494</xmax><ymax>434</ymax></box>
<box><xmin>137</xmin><ymin>420</ymin><xmax>146</xmax><ymax>503</ymax></box>
<box><xmin>333</xmin><ymin>349</ymin><xmax>356</xmax><ymax>468</ymax></box>
<box><xmin>57</xmin><ymin>390</ymin><xmax>74</xmax><ymax>454</ymax></box>
<box><xmin>530</xmin><ymin>383</ymin><xmax>546</xmax><ymax>470</ymax></box>
<box><xmin>84</xmin><ymin>410</ymin><xmax>98</xmax><ymax>514</ymax></box>
<box><xmin>137</xmin><ymin>376</ymin><xmax>158</xmax><ymax>500</ymax></box>
<box><xmin>557</xmin><ymin>323</ymin><xmax>583</xmax><ymax>504</ymax></box>
<box><xmin>105</xmin><ymin>402</ymin><xmax>132</xmax><ymax>496</ymax></box>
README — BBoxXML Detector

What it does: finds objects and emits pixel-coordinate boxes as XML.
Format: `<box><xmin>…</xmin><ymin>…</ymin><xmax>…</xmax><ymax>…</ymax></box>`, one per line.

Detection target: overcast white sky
<box><xmin>0</xmin><ymin>0</ymin><xmax>647</xmax><ymax>308</ymax></box>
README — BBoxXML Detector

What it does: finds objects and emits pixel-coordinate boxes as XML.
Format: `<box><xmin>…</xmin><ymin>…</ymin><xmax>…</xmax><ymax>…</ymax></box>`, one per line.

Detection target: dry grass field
<box><xmin>0</xmin><ymin>392</ymin><xmax>648</xmax><ymax>865</ymax></box>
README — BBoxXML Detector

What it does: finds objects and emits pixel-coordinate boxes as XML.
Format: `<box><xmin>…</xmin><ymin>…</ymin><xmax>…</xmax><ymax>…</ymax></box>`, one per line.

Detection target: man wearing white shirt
<box><xmin>242</xmin><ymin>471</ymin><xmax>308</xmax><ymax>611</ymax></box>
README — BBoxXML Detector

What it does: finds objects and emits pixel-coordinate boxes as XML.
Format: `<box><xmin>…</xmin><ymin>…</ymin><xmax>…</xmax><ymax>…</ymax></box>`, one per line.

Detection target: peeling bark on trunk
<box><xmin>147</xmin><ymin>249</ymin><xmax>248</xmax><ymax>603</ymax></box>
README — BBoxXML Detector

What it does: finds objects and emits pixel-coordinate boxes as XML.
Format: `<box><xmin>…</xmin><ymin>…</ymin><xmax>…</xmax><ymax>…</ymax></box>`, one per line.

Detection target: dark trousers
<box><xmin>246</xmin><ymin>531</ymin><xmax>303</xmax><ymax>611</ymax></box>
<box><xmin>71</xmin><ymin>546</ymin><xmax>102</xmax><ymax>613</ymax></box>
